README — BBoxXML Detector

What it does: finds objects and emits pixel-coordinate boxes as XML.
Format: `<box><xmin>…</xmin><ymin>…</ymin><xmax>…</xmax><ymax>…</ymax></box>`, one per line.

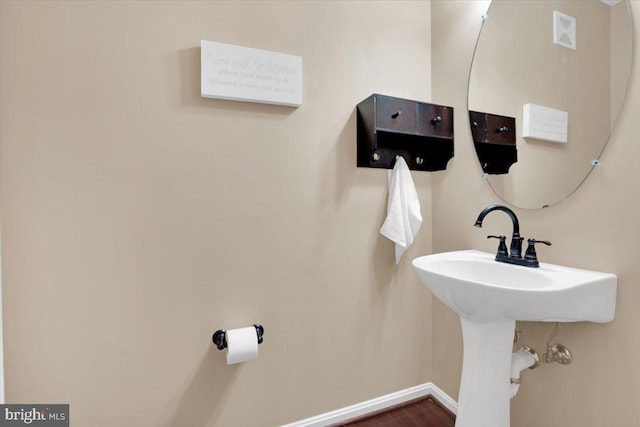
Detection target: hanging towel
<box><xmin>380</xmin><ymin>156</ymin><xmax>422</xmax><ymax>264</ymax></box>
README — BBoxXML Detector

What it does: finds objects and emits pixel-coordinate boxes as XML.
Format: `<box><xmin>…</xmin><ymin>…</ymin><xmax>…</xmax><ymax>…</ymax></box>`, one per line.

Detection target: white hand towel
<box><xmin>379</xmin><ymin>156</ymin><xmax>422</xmax><ymax>264</ymax></box>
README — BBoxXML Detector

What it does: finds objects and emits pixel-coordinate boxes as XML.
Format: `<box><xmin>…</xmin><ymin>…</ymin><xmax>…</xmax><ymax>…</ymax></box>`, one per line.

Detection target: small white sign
<box><xmin>523</xmin><ymin>103</ymin><xmax>568</xmax><ymax>143</ymax></box>
<box><xmin>201</xmin><ymin>40</ymin><xmax>302</xmax><ymax>107</ymax></box>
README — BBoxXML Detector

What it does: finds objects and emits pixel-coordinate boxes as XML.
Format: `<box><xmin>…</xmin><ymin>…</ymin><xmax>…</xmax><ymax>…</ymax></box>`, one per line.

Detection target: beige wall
<box><xmin>0</xmin><ymin>1</ymin><xmax>434</xmax><ymax>426</ymax></box>
<box><xmin>432</xmin><ymin>1</ymin><xmax>640</xmax><ymax>426</ymax></box>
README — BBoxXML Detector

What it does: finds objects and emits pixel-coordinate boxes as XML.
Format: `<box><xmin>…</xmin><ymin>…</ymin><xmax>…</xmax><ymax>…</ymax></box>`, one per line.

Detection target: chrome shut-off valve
<box><xmin>542</xmin><ymin>322</ymin><xmax>573</xmax><ymax>365</ymax></box>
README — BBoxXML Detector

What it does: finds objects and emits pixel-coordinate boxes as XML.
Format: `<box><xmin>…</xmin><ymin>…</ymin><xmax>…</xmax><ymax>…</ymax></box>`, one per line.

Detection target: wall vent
<box><xmin>553</xmin><ymin>10</ymin><xmax>576</xmax><ymax>51</ymax></box>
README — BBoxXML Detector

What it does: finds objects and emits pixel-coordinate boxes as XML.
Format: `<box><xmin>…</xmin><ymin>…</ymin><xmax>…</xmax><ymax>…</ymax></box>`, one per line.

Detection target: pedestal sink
<box><xmin>412</xmin><ymin>250</ymin><xmax>617</xmax><ymax>427</ymax></box>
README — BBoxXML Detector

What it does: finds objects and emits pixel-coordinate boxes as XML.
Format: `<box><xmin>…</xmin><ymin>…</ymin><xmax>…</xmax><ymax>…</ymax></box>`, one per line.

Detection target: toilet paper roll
<box><xmin>225</xmin><ymin>326</ymin><xmax>259</xmax><ymax>365</ymax></box>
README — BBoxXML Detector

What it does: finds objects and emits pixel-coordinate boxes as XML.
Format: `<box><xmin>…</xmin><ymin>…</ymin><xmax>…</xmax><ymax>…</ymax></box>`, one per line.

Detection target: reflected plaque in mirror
<box><xmin>468</xmin><ymin>0</ymin><xmax>633</xmax><ymax>209</ymax></box>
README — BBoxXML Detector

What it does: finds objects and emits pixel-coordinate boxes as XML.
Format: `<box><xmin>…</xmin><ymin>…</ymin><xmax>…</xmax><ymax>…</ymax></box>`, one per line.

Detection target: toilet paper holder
<box><xmin>212</xmin><ymin>324</ymin><xmax>264</xmax><ymax>350</ymax></box>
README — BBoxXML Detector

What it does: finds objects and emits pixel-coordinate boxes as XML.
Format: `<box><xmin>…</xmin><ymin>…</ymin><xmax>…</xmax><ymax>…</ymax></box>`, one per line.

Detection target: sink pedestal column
<box><xmin>455</xmin><ymin>318</ymin><xmax>515</xmax><ymax>427</ymax></box>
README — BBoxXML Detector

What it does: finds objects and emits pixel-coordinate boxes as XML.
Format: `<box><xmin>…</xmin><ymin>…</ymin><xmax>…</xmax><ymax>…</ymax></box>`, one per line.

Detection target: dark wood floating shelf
<box><xmin>357</xmin><ymin>94</ymin><xmax>454</xmax><ymax>171</ymax></box>
<box><xmin>469</xmin><ymin>110</ymin><xmax>517</xmax><ymax>175</ymax></box>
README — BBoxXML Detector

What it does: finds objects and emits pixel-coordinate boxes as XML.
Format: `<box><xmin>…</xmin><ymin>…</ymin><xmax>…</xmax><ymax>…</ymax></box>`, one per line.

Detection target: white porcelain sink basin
<box><xmin>412</xmin><ymin>249</ymin><xmax>617</xmax><ymax>323</ymax></box>
<box><xmin>412</xmin><ymin>250</ymin><xmax>617</xmax><ymax>427</ymax></box>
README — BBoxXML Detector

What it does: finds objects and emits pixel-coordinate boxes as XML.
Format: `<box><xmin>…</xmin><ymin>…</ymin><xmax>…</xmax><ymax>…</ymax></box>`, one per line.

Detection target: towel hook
<box><xmin>387</xmin><ymin>154</ymin><xmax>406</xmax><ymax>169</ymax></box>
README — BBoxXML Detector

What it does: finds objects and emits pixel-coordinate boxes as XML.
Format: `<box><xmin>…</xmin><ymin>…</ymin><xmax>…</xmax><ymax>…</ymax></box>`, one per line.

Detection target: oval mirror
<box><xmin>468</xmin><ymin>0</ymin><xmax>634</xmax><ymax>209</ymax></box>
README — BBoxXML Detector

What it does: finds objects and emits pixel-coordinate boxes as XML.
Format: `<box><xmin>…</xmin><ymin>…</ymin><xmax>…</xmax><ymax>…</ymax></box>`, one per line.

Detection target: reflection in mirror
<box><xmin>468</xmin><ymin>0</ymin><xmax>633</xmax><ymax>209</ymax></box>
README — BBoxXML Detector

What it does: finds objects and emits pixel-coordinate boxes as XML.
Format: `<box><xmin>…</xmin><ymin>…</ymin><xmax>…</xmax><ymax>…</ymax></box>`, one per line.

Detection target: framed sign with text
<box><xmin>201</xmin><ymin>40</ymin><xmax>302</xmax><ymax>107</ymax></box>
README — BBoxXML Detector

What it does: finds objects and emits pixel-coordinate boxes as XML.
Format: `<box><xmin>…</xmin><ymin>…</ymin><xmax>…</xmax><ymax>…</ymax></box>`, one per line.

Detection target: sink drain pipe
<box><xmin>510</xmin><ymin>346</ymin><xmax>540</xmax><ymax>399</ymax></box>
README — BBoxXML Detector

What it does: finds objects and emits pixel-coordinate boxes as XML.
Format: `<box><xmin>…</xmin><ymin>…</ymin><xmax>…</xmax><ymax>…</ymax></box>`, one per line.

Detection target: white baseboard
<box><xmin>281</xmin><ymin>382</ymin><xmax>457</xmax><ymax>427</ymax></box>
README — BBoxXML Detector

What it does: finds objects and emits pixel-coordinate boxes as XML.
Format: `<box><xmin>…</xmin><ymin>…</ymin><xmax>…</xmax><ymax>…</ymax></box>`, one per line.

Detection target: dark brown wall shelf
<box><xmin>357</xmin><ymin>94</ymin><xmax>454</xmax><ymax>171</ymax></box>
<box><xmin>469</xmin><ymin>110</ymin><xmax>517</xmax><ymax>175</ymax></box>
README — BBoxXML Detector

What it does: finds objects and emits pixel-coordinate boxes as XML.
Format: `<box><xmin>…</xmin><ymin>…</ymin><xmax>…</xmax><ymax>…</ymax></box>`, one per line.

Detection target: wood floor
<box><xmin>334</xmin><ymin>395</ymin><xmax>456</xmax><ymax>427</ymax></box>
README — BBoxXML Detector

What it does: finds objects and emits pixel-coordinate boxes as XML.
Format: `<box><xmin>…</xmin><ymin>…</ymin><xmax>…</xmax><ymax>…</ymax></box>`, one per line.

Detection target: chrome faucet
<box><xmin>474</xmin><ymin>204</ymin><xmax>550</xmax><ymax>267</ymax></box>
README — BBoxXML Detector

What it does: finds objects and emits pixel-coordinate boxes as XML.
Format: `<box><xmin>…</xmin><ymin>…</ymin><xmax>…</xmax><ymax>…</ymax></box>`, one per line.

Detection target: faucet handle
<box><xmin>487</xmin><ymin>235</ymin><xmax>508</xmax><ymax>257</ymax></box>
<box><xmin>524</xmin><ymin>239</ymin><xmax>552</xmax><ymax>262</ymax></box>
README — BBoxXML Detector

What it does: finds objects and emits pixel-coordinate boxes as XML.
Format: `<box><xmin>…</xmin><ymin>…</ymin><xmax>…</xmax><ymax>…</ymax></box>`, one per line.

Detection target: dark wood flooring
<box><xmin>334</xmin><ymin>395</ymin><xmax>456</xmax><ymax>427</ymax></box>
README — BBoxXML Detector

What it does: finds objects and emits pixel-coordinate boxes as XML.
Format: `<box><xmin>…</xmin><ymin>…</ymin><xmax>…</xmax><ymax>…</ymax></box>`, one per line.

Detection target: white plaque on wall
<box><xmin>200</xmin><ymin>40</ymin><xmax>302</xmax><ymax>107</ymax></box>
